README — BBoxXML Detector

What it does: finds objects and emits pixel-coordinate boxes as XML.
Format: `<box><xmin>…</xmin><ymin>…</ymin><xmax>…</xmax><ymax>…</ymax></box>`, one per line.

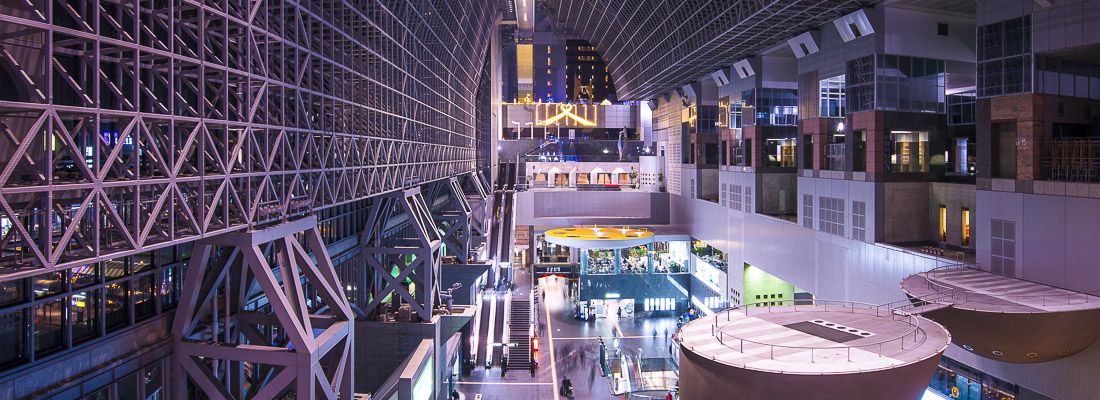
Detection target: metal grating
<box><xmin>0</xmin><ymin>0</ymin><xmax>499</xmax><ymax>278</ymax></box>
<box><xmin>546</xmin><ymin>0</ymin><xmax>877</xmax><ymax>100</ymax></box>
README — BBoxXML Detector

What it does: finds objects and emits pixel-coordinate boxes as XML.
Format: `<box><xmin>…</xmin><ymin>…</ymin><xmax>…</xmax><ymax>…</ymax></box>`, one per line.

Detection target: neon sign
<box><xmin>535</xmin><ymin>103</ymin><xmax>598</xmax><ymax>127</ymax></box>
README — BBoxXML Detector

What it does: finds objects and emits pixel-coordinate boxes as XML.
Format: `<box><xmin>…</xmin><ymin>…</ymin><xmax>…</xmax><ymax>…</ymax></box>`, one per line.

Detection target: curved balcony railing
<box><xmin>912</xmin><ymin>264</ymin><xmax>1100</xmax><ymax>312</ymax></box>
<box><xmin>678</xmin><ymin>299</ymin><xmax>928</xmax><ymax>367</ymax></box>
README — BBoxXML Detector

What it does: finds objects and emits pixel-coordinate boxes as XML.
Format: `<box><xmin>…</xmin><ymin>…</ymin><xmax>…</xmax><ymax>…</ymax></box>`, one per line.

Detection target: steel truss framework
<box><xmin>545</xmin><ymin>0</ymin><xmax>875</xmax><ymax>100</ymax></box>
<box><xmin>172</xmin><ymin>216</ymin><xmax>354</xmax><ymax>400</ymax></box>
<box><xmin>359</xmin><ymin>187</ymin><xmax>441</xmax><ymax>321</ymax></box>
<box><xmin>460</xmin><ymin>171</ymin><xmax>491</xmax><ymax>247</ymax></box>
<box><xmin>424</xmin><ymin>176</ymin><xmax>472</xmax><ymax>263</ymax></box>
<box><xmin>0</xmin><ymin>0</ymin><xmax>498</xmax><ymax>280</ymax></box>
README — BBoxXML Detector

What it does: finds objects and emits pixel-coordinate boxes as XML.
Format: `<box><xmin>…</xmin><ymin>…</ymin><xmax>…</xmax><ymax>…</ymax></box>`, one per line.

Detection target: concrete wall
<box><xmin>672</xmin><ymin>171</ymin><xmax>1100</xmax><ymax>399</ymax></box>
<box><xmin>513</xmin><ymin>191</ymin><xmax>670</xmax><ymax>226</ymax></box>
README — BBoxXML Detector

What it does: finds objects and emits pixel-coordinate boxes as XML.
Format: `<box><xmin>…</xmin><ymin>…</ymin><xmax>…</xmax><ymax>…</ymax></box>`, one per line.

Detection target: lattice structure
<box><xmin>543</xmin><ymin>0</ymin><xmax>875</xmax><ymax>99</ymax></box>
<box><xmin>0</xmin><ymin>0</ymin><xmax>498</xmax><ymax>279</ymax></box>
<box><xmin>360</xmin><ymin>188</ymin><xmax>441</xmax><ymax>321</ymax></box>
<box><xmin>173</xmin><ymin>217</ymin><xmax>353</xmax><ymax>399</ymax></box>
<box><xmin>461</xmin><ymin>171</ymin><xmax>492</xmax><ymax>246</ymax></box>
<box><xmin>425</xmin><ymin>177</ymin><xmax>473</xmax><ymax>263</ymax></box>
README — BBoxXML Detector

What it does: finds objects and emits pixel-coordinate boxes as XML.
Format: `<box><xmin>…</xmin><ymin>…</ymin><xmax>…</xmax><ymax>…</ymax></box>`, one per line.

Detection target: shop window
<box><xmin>939</xmin><ymin>205</ymin><xmax>948</xmax><ymax>242</ymax></box>
<box><xmin>961</xmin><ymin>208</ymin><xmax>971</xmax><ymax>247</ymax></box>
<box><xmin>887</xmin><ymin>131</ymin><xmax>929</xmax><ymax>173</ymax></box>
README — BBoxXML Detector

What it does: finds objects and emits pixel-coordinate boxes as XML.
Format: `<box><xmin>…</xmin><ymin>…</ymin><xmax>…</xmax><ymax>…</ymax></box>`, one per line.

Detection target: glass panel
<box><xmin>32</xmin><ymin>271</ymin><xmax>65</xmax><ymax>299</ymax></box>
<box><xmin>71</xmin><ymin>264</ymin><xmax>99</xmax><ymax>289</ymax></box>
<box><xmin>0</xmin><ymin>280</ymin><xmax>25</xmax><ymax>307</ymax></box>
<box><xmin>105</xmin><ymin>281</ymin><xmax>129</xmax><ymax>331</ymax></box>
<box><xmin>71</xmin><ymin>289</ymin><xmax>99</xmax><ymax>344</ymax></box>
<box><xmin>145</xmin><ymin>362</ymin><xmax>164</xmax><ymax>400</ymax></box>
<box><xmin>133</xmin><ymin>252</ymin><xmax>153</xmax><ymax>272</ymax></box>
<box><xmin>134</xmin><ymin>275</ymin><xmax>156</xmax><ymax>321</ymax></box>
<box><xmin>103</xmin><ymin>259</ymin><xmax>128</xmax><ymax>281</ymax></box>
<box><xmin>160</xmin><ymin>265</ymin><xmax>179</xmax><ymax>311</ymax></box>
<box><xmin>118</xmin><ymin>373</ymin><xmax>138</xmax><ymax>400</ymax></box>
<box><xmin>0</xmin><ymin>310</ymin><xmax>25</xmax><ymax>367</ymax></box>
<box><xmin>34</xmin><ymin>297</ymin><xmax>65</xmax><ymax>356</ymax></box>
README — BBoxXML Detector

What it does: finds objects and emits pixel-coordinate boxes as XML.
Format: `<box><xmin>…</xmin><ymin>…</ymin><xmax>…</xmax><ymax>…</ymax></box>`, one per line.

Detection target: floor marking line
<box><xmin>547</xmin><ymin>283</ymin><xmax>560</xmax><ymax>400</ymax></box>
<box><xmin>455</xmin><ymin>381</ymin><xmax>553</xmax><ymax>386</ymax></box>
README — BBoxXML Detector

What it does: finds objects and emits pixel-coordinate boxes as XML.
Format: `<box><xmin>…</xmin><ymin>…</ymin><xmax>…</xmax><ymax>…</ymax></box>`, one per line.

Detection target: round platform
<box><xmin>901</xmin><ymin>265</ymin><xmax>1100</xmax><ymax>363</ymax></box>
<box><xmin>676</xmin><ymin>301</ymin><xmax>950</xmax><ymax>400</ymax></box>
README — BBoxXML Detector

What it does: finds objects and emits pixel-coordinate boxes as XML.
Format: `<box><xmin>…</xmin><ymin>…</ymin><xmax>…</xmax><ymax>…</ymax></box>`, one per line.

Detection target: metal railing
<box><xmin>1042</xmin><ymin>138</ymin><xmax>1100</xmax><ymax>183</ymax></box>
<box><xmin>681</xmin><ymin>299</ymin><xmax>927</xmax><ymax>366</ymax></box>
<box><xmin>913</xmin><ymin>264</ymin><xmax>1100</xmax><ymax>311</ymax></box>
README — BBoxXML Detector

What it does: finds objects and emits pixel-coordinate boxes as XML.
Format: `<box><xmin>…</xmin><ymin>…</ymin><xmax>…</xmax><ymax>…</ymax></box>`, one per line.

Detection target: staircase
<box><xmin>506</xmin><ymin>297</ymin><xmax>533</xmax><ymax>369</ymax></box>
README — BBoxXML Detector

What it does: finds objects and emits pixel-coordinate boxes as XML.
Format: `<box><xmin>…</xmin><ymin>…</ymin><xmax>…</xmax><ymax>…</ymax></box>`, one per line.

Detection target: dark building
<box><xmin>566</xmin><ymin>39</ymin><xmax>617</xmax><ymax>102</ymax></box>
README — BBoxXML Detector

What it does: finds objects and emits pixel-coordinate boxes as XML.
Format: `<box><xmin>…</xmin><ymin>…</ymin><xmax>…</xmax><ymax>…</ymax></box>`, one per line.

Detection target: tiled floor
<box><xmin>455</xmin><ymin>275</ymin><xmax>679</xmax><ymax>399</ymax></box>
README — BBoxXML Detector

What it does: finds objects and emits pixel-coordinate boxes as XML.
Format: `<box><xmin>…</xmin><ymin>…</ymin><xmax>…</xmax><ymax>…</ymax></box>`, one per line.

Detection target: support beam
<box><xmin>173</xmin><ymin>217</ymin><xmax>353</xmax><ymax>400</ymax></box>
<box><xmin>360</xmin><ymin>189</ymin><xmax>443</xmax><ymax>321</ymax></box>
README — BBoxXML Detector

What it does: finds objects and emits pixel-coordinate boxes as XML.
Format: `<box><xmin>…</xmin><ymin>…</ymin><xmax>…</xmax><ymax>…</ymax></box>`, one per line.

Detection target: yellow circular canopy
<box><xmin>543</xmin><ymin>226</ymin><xmax>655</xmax><ymax>249</ymax></box>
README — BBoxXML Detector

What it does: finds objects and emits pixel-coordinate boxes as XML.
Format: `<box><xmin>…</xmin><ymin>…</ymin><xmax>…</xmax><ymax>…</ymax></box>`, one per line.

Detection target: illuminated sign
<box><xmin>682</xmin><ymin>105</ymin><xmax>697</xmax><ymax>127</ymax></box>
<box><xmin>535</xmin><ymin>103</ymin><xmax>598</xmax><ymax>127</ymax></box>
<box><xmin>718</xmin><ymin>97</ymin><xmax>730</xmax><ymax>128</ymax></box>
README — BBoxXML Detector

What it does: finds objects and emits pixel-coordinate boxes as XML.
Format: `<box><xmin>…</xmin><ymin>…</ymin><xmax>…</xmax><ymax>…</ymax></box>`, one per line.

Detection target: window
<box><xmin>134</xmin><ymin>275</ymin><xmax>156</xmax><ymax>321</ymax></box>
<box><xmin>803</xmin><ymin>195</ymin><xmax>814</xmax><ymax>228</ymax></box>
<box><xmin>105</xmin><ymin>281</ymin><xmax>130</xmax><ymax>332</ymax></box>
<box><xmin>847</xmin><ymin>56</ymin><xmax>875</xmax><ymax>112</ymax></box>
<box><xmin>818</xmin><ymin>196</ymin><xmax>845</xmax><ymax>236</ymax></box>
<box><xmin>875</xmin><ymin>55</ymin><xmax>945</xmax><ymax>113</ymax></box>
<box><xmin>730</xmin><ymin>185</ymin><xmax>743</xmax><ymax>211</ymax></box>
<box><xmin>71</xmin><ymin>289</ymin><xmax>99</xmax><ymax>344</ymax></box>
<box><xmin>852</xmin><ymin>201</ymin><xmax>866</xmax><ymax>241</ymax></box>
<box><xmin>35</xmin><ymin>298</ymin><xmax>65</xmax><ymax>356</ymax></box>
<box><xmin>977</xmin><ymin>16</ymin><xmax>1032</xmax><ymax>97</ymax></box>
<box><xmin>819</xmin><ymin>75</ymin><xmax>846</xmax><ymax>117</ymax></box>
<box><xmin>961</xmin><ymin>208</ymin><xmax>971</xmax><ymax>247</ymax></box>
<box><xmin>991</xmin><ymin>219</ymin><xmax>1016</xmax><ymax>276</ymax></box>
<box><xmin>937</xmin><ymin>23</ymin><xmax>949</xmax><ymax>36</ymax></box>
<box><xmin>744</xmin><ymin>187</ymin><xmax>753</xmax><ymax>213</ymax></box>
<box><xmin>939</xmin><ymin>205</ymin><xmax>948</xmax><ymax>241</ymax></box>
<box><xmin>720</xmin><ymin>183</ymin><xmax>727</xmax><ymax>207</ymax></box>
<box><xmin>0</xmin><ymin>311</ymin><xmax>25</xmax><ymax>368</ymax></box>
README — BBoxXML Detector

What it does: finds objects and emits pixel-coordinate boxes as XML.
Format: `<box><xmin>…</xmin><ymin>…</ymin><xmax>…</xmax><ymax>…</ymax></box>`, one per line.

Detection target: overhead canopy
<box><xmin>544</xmin><ymin>226</ymin><xmax>655</xmax><ymax>249</ymax></box>
<box><xmin>544</xmin><ymin>0</ymin><xmax>876</xmax><ymax>100</ymax></box>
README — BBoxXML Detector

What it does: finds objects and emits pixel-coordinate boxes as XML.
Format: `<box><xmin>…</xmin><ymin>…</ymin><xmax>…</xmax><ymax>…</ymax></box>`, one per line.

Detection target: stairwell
<box><xmin>506</xmin><ymin>296</ymin><xmax>533</xmax><ymax>369</ymax></box>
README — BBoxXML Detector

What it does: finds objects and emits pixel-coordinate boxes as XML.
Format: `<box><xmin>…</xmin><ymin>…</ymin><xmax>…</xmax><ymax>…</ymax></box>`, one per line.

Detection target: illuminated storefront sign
<box><xmin>534</xmin><ymin>103</ymin><xmax>599</xmax><ymax>127</ymax></box>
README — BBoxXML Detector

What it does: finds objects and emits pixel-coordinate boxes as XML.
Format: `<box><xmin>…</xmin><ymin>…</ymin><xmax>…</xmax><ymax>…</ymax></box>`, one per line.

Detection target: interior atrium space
<box><xmin>5</xmin><ymin>0</ymin><xmax>1100</xmax><ymax>399</ymax></box>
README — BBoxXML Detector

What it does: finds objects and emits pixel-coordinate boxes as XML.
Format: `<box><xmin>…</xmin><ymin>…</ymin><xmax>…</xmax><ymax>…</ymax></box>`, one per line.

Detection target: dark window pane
<box><xmin>71</xmin><ymin>264</ymin><xmax>98</xmax><ymax>289</ymax></box>
<box><xmin>133</xmin><ymin>252</ymin><xmax>153</xmax><ymax>272</ymax></box>
<box><xmin>145</xmin><ymin>362</ymin><xmax>164</xmax><ymax>400</ymax></box>
<box><xmin>0</xmin><ymin>280</ymin><xmax>25</xmax><ymax>307</ymax></box>
<box><xmin>34</xmin><ymin>297</ymin><xmax>65</xmax><ymax>356</ymax></box>
<box><xmin>105</xmin><ymin>282</ymin><xmax>129</xmax><ymax>331</ymax></box>
<box><xmin>134</xmin><ymin>275</ymin><xmax>155</xmax><ymax>321</ymax></box>
<box><xmin>103</xmin><ymin>259</ymin><xmax>127</xmax><ymax>281</ymax></box>
<box><xmin>0</xmin><ymin>310</ymin><xmax>25</xmax><ymax>367</ymax></box>
<box><xmin>71</xmin><ymin>289</ymin><xmax>99</xmax><ymax>344</ymax></box>
<box><xmin>32</xmin><ymin>272</ymin><xmax>64</xmax><ymax>299</ymax></box>
<box><xmin>118</xmin><ymin>373</ymin><xmax>138</xmax><ymax>400</ymax></box>
<box><xmin>160</xmin><ymin>265</ymin><xmax>180</xmax><ymax>311</ymax></box>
